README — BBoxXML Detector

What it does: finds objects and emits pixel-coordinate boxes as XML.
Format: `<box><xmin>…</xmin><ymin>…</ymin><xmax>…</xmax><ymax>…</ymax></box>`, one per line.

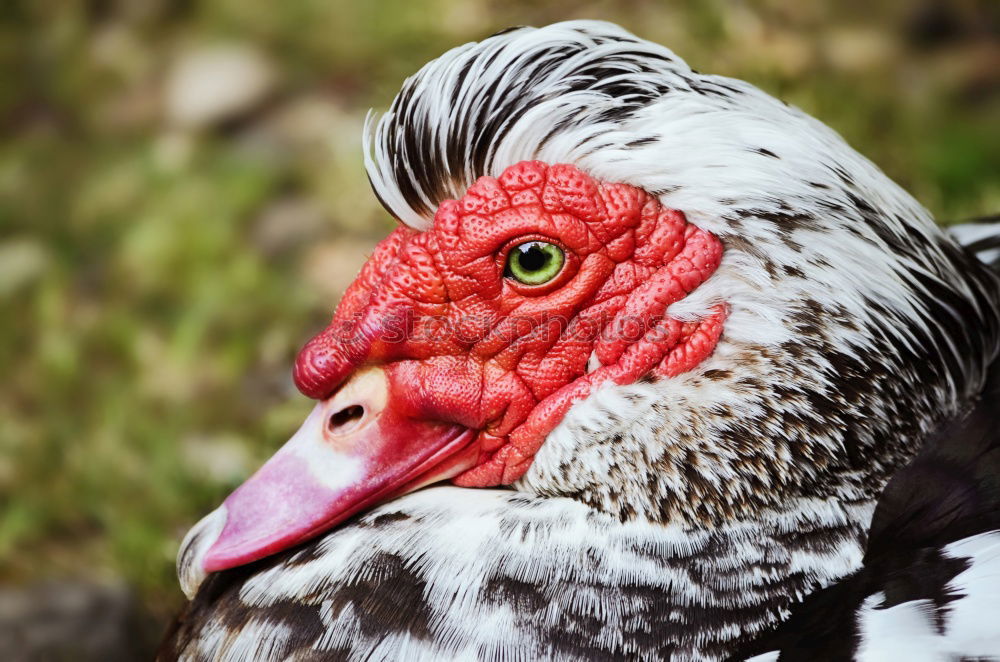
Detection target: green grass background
<box><xmin>2</xmin><ymin>0</ymin><xmax>998</xmax><ymax>632</ymax></box>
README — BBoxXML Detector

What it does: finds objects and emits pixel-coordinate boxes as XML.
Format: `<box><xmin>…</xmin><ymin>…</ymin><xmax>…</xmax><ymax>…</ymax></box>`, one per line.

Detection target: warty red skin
<box><xmin>294</xmin><ymin>160</ymin><xmax>725</xmax><ymax>485</ymax></box>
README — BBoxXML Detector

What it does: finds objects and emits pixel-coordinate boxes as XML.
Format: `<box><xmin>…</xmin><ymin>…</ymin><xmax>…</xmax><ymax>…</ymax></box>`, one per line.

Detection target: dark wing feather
<box><xmin>730</xmin><ymin>353</ymin><xmax>1000</xmax><ymax>661</ymax></box>
<box><xmin>156</xmin><ymin>556</ymin><xmax>328</xmax><ymax>661</ymax></box>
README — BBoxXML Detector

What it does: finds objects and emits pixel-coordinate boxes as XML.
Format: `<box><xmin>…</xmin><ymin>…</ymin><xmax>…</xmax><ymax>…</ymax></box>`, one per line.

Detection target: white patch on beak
<box><xmin>586</xmin><ymin>350</ymin><xmax>602</xmax><ymax>374</ymax></box>
<box><xmin>177</xmin><ymin>505</ymin><xmax>228</xmax><ymax>599</ymax></box>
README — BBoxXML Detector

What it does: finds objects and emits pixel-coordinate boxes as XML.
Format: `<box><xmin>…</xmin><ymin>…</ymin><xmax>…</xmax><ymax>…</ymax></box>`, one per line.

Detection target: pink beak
<box><xmin>177</xmin><ymin>367</ymin><xmax>477</xmax><ymax>597</ymax></box>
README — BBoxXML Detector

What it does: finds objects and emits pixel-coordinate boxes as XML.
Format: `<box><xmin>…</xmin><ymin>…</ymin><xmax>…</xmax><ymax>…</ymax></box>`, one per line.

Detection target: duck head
<box><xmin>181</xmin><ymin>161</ymin><xmax>725</xmax><ymax>586</ymax></box>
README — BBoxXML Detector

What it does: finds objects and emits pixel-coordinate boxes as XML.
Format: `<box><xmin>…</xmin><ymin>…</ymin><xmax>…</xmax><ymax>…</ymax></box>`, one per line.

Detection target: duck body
<box><xmin>164</xmin><ymin>489</ymin><xmax>874</xmax><ymax>660</ymax></box>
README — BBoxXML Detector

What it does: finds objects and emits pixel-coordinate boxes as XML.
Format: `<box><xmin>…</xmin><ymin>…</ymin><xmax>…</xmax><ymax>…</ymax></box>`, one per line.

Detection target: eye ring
<box><xmin>504</xmin><ymin>240</ymin><xmax>566</xmax><ymax>286</ymax></box>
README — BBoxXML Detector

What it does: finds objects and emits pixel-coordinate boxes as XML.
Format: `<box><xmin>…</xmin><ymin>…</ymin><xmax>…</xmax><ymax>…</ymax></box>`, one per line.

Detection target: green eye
<box><xmin>505</xmin><ymin>241</ymin><xmax>565</xmax><ymax>286</ymax></box>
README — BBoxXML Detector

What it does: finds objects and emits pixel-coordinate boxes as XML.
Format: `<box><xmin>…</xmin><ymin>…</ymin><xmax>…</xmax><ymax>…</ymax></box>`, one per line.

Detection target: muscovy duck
<box><xmin>160</xmin><ymin>21</ymin><xmax>1000</xmax><ymax>661</ymax></box>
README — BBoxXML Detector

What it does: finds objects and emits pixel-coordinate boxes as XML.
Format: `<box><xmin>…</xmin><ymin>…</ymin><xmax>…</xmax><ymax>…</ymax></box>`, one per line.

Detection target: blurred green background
<box><xmin>2</xmin><ymin>0</ymin><xmax>999</xmax><ymax>656</ymax></box>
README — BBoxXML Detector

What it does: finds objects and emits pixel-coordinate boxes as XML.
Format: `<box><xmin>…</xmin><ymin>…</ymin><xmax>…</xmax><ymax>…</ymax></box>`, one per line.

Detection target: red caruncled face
<box><xmin>200</xmin><ymin>161</ymin><xmax>724</xmax><ymax>572</ymax></box>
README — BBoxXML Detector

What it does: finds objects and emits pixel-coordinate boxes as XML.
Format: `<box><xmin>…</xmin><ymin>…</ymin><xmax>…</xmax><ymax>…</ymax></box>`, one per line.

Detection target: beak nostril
<box><xmin>327</xmin><ymin>405</ymin><xmax>366</xmax><ymax>435</ymax></box>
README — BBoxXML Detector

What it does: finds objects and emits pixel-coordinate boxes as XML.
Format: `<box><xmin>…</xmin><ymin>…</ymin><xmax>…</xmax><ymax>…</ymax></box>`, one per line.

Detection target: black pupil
<box><xmin>517</xmin><ymin>245</ymin><xmax>550</xmax><ymax>272</ymax></box>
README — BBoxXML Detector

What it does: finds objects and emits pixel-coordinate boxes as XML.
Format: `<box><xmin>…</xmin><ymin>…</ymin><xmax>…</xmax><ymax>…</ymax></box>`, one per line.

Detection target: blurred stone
<box><xmin>264</xmin><ymin>95</ymin><xmax>358</xmax><ymax>154</ymax></box>
<box><xmin>257</xmin><ymin>326</ymin><xmax>295</xmax><ymax>368</ymax></box>
<box><xmin>152</xmin><ymin>130</ymin><xmax>195</xmax><ymax>172</ymax></box>
<box><xmin>442</xmin><ymin>1</ymin><xmax>490</xmax><ymax>36</ymax></box>
<box><xmin>0</xmin><ymin>239</ymin><xmax>49</xmax><ymax>298</ymax></box>
<box><xmin>825</xmin><ymin>28</ymin><xmax>897</xmax><ymax>72</ymax></box>
<box><xmin>165</xmin><ymin>44</ymin><xmax>275</xmax><ymax>129</ymax></box>
<box><xmin>181</xmin><ymin>434</ymin><xmax>252</xmax><ymax>484</ymax></box>
<box><xmin>89</xmin><ymin>23</ymin><xmax>151</xmax><ymax>83</ymax></box>
<box><xmin>134</xmin><ymin>330</ymin><xmax>199</xmax><ymax>404</ymax></box>
<box><xmin>100</xmin><ymin>76</ymin><xmax>161</xmax><ymax>132</ymax></box>
<box><xmin>759</xmin><ymin>30</ymin><xmax>816</xmax><ymax>77</ymax></box>
<box><xmin>723</xmin><ymin>8</ymin><xmax>816</xmax><ymax>77</ymax></box>
<box><xmin>302</xmin><ymin>239</ymin><xmax>380</xmax><ymax>302</ymax></box>
<box><xmin>247</xmin><ymin>96</ymin><xmax>390</xmax><ymax>235</ymax></box>
<box><xmin>0</xmin><ymin>581</ymin><xmax>154</xmax><ymax>661</ymax></box>
<box><xmin>252</xmin><ymin>196</ymin><xmax>329</xmax><ymax>257</ymax></box>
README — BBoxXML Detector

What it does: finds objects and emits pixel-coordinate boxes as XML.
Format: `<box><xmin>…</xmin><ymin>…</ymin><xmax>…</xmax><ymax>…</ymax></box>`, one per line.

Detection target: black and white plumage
<box><xmin>735</xmin><ymin>358</ymin><xmax>1000</xmax><ymax>661</ymax></box>
<box><xmin>161</xmin><ymin>21</ymin><xmax>1000</xmax><ymax>661</ymax></box>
